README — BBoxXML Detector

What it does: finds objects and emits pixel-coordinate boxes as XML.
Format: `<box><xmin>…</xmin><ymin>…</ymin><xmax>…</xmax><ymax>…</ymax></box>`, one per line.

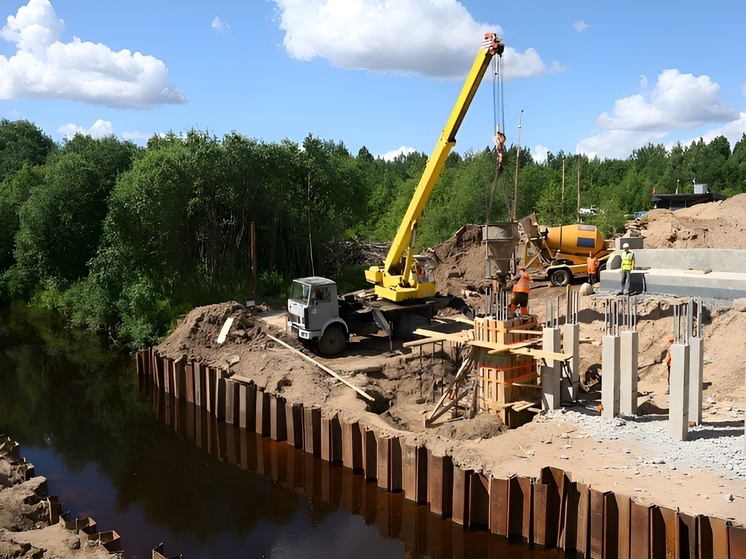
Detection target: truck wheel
<box><xmin>317</xmin><ymin>326</ymin><xmax>347</xmax><ymax>356</ymax></box>
<box><xmin>550</xmin><ymin>268</ymin><xmax>572</xmax><ymax>287</ymax></box>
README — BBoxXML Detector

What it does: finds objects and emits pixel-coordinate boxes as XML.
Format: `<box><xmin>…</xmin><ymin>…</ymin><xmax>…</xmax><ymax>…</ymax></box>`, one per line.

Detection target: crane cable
<box><xmin>487</xmin><ymin>53</ymin><xmax>512</xmax><ymax>222</ymax></box>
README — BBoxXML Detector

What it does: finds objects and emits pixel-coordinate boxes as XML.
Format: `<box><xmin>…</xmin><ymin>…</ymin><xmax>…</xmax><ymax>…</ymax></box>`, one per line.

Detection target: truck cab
<box><xmin>287</xmin><ymin>277</ymin><xmax>349</xmax><ymax>355</ymax></box>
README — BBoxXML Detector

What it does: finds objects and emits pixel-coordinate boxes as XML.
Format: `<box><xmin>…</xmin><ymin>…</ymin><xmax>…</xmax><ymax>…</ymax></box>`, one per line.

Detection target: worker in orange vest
<box><xmin>587</xmin><ymin>251</ymin><xmax>599</xmax><ymax>284</ymax></box>
<box><xmin>509</xmin><ymin>266</ymin><xmax>531</xmax><ymax>316</ymax></box>
<box><xmin>664</xmin><ymin>334</ymin><xmax>673</xmax><ymax>394</ymax></box>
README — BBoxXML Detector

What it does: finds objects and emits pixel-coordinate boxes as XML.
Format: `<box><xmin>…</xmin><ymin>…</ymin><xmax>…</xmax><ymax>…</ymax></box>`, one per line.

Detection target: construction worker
<box><xmin>620</xmin><ymin>242</ymin><xmax>635</xmax><ymax>295</ymax></box>
<box><xmin>587</xmin><ymin>251</ymin><xmax>599</xmax><ymax>284</ymax></box>
<box><xmin>509</xmin><ymin>266</ymin><xmax>531</xmax><ymax>316</ymax></box>
<box><xmin>664</xmin><ymin>334</ymin><xmax>673</xmax><ymax>394</ymax></box>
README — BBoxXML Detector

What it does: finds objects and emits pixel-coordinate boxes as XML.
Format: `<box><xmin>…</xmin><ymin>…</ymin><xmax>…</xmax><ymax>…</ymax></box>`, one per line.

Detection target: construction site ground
<box><xmin>3</xmin><ymin>196</ymin><xmax>746</xmax><ymax>557</ymax></box>
<box><xmin>154</xmin><ymin>194</ymin><xmax>746</xmax><ymax>528</ymax></box>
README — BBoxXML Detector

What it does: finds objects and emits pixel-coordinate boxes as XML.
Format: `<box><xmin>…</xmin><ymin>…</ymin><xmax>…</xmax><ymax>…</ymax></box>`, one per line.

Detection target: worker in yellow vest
<box><xmin>509</xmin><ymin>266</ymin><xmax>531</xmax><ymax>316</ymax></box>
<box><xmin>620</xmin><ymin>242</ymin><xmax>635</xmax><ymax>295</ymax></box>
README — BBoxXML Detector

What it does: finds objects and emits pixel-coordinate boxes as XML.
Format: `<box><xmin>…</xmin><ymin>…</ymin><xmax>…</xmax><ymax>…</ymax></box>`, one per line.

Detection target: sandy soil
<box><xmin>3</xmin><ymin>194</ymin><xmax>746</xmax><ymax>556</ymax></box>
<box><xmin>0</xmin><ymin>440</ymin><xmax>113</xmax><ymax>558</ymax></box>
<box><xmin>151</xmin><ymin>194</ymin><xmax>746</xmax><ymax>527</ymax></box>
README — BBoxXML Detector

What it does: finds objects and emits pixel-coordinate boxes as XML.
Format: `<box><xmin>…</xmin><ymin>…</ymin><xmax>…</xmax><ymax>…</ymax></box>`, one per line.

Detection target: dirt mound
<box><xmin>428</xmin><ymin>224</ymin><xmax>491</xmax><ymax>298</ymax></box>
<box><xmin>638</xmin><ymin>193</ymin><xmax>746</xmax><ymax>249</ymax></box>
<box><xmin>156</xmin><ymin>301</ymin><xmax>273</xmax><ymax>363</ymax></box>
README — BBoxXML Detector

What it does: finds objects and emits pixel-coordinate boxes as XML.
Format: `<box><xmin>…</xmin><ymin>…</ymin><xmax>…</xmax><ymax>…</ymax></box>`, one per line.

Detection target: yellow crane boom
<box><xmin>364</xmin><ymin>33</ymin><xmax>505</xmax><ymax>302</ymax></box>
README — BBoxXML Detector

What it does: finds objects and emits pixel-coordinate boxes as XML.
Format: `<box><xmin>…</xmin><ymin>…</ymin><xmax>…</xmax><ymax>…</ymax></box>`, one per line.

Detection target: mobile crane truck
<box><xmin>288</xmin><ymin>34</ymin><xmax>505</xmax><ymax>356</ymax></box>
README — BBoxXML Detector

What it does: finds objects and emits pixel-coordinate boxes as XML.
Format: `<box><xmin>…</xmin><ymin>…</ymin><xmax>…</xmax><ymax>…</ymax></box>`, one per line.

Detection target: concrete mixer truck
<box><xmin>518</xmin><ymin>214</ymin><xmax>610</xmax><ymax>287</ymax></box>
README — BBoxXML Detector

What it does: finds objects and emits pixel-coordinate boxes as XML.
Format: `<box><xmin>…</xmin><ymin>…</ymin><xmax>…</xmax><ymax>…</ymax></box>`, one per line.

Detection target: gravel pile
<box><xmin>548</xmin><ymin>408</ymin><xmax>746</xmax><ymax>481</ymax></box>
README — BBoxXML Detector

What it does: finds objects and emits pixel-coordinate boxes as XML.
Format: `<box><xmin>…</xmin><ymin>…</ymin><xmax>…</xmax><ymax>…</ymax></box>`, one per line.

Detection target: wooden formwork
<box><xmin>472</xmin><ymin>317</ymin><xmax>540</xmax><ymax>427</ymax></box>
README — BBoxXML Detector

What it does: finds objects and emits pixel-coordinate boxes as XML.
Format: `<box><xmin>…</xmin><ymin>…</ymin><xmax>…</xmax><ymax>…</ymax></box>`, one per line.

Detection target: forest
<box><xmin>1</xmin><ymin>117</ymin><xmax>745</xmax><ymax>350</ymax></box>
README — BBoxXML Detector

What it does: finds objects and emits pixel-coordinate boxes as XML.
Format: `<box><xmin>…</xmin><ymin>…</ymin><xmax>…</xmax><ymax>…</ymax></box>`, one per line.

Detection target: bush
<box><xmin>258</xmin><ymin>270</ymin><xmax>287</xmax><ymax>300</ymax></box>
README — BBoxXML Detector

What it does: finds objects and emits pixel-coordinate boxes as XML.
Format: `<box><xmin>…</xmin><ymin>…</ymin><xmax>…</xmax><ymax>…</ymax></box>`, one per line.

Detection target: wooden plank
<box><xmin>511</xmin><ymin>347</ymin><xmax>573</xmax><ymax>362</ymax></box>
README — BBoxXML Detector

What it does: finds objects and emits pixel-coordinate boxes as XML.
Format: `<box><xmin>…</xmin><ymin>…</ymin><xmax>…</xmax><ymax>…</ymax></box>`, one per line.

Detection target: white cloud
<box><xmin>597</xmin><ymin>69</ymin><xmax>736</xmax><ymax>132</ymax></box>
<box><xmin>57</xmin><ymin>118</ymin><xmax>114</xmax><ymax>140</ymax></box>
<box><xmin>578</xmin><ymin>69</ymin><xmax>740</xmax><ymax>159</ymax></box>
<box><xmin>532</xmin><ymin>144</ymin><xmax>551</xmax><ymax>164</ymax></box>
<box><xmin>0</xmin><ymin>0</ymin><xmax>187</xmax><ymax>109</ymax></box>
<box><xmin>572</xmin><ymin>20</ymin><xmax>588</xmax><ymax>32</ymax></box>
<box><xmin>272</xmin><ymin>0</ymin><xmax>562</xmax><ymax>80</ymax></box>
<box><xmin>211</xmin><ymin>16</ymin><xmax>231</xmax><ymax>35</ymax></box>
<box><xmin>382</xmin><ymin>145</ymin><xmax>415</xmax><ymax>161</ymax></box>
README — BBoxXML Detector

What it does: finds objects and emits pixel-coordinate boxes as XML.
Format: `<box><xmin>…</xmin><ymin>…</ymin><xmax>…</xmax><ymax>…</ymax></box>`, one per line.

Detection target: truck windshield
<box><xmin>289</xmin><ymin>281</ymin><xmax>311</xmax><ymax>303</ymax></box>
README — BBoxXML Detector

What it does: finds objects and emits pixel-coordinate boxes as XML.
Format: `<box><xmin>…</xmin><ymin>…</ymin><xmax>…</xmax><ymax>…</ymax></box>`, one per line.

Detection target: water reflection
<box><xmin>0</xmin><ymin>306</ymin><xmax>565</xmax><ymax>559</ymax></box>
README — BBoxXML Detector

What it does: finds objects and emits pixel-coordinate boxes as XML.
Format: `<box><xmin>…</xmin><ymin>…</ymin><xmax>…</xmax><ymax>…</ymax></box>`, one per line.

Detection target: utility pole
<box><xmin>576</xmin><ymin>153</ymin><xmax>581</xmax><ymax>223</ymax></box>
<box><xmin>307</xmin><ymin>172</ymin><xmax>315</xmax><ymax>276</ymax></box>
<box><xmin>512</xmin><ymin>109</ymin><xmax>524</xmax><ymax>221</ymax></box>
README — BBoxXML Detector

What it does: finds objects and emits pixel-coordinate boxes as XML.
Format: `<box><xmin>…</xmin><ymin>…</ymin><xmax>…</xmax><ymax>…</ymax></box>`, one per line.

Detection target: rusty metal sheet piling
<box><xmin>698</xmin><ymin>515</ymin><xmax>729</xmax><ymax>559</ymax></box>
<box><xmin>214</xmin><ymin>373</ymin><xmax>226</xmax><ymax>420</ymax></box>
<box><xmin>152</xmin><ymin>542</ymin><xmax>183</xmax><ymax>559</ymax></box>
<box><xmin>320</xmin><ymin>415</ymin><xmax>342</xmax><ymax>464</ymax></box>
<box><xmin>376</xmin><ymin>434</ymin><xmax>391</xmax><ymax>490</ymax></box>
<box><xmin>678</xmin><ymin>512</ymin><xmax>697</xmax><ymax>559</ymax></box>
<box><xmin>729</xmin><ymin>524</ymin><xmax>746</xmax><ymax>559</ymax></box>
<box><xmin>508</xmin><ymin>475</ymin><xmax>533</xmax><ymax>543</ymax></box>
<box><xmin>630</xmin><ymin>501</ymin><xmax>652</xmax><ymax>559</ymax></box>
<box><xmin>225</xmin><ymin>380</ymin><xmax>238</xmax><ymax>424</ymax></box>
<box><xmin>468</xmin><ymin>472</ymin><xmax>490</xmax><ymax>528</ymax></box>
<box><xmin>588</xmin><ymin>488</ymin><xmax>609</xmax><ymax>559</ymax></box>
<box><xmin>255</xmin><ymin>389</ymin><xmax>271</xmax><ymax>437</ymax></box>
<box><xmin>489</xmin><ymin>476</ymin><xmax>510</xmax><ymax>537</ymax></box>
<box><xmin>427</xmin><ymin>450</ymin><xmax>453</xmax><ymax>518</ymax></box>
<box><xmin>361</xmin><ymin>427</ymin><xmax>377</xmax><ymax>481</ymax></box>
<box><xmin>193</xmin><ymin>362</ymin><xmax>203</xmax><ymax>407</ymax></box>
<box><xmin>451</xmin><ymin>467</ymin><xmax>472</xmax><ymax>525</ymax></box>
<box><xmin>574</xmin><ymin>482</ymin><xmax>591</xmax><ymax>557</ymax></box>
<box><xmin>163</xmin><ymin>357</ymin><xmax>172</xmax><ymax>394</ymax></box>
<box><xmin>184</xmin><ymin>363</ymin><xmax>194</xmax><ymax>403</ymax></box>
<box><xmin>285</xmin><ymin>403</ymin><xmax>304</xmax><ymax>448</ymax></box>
<box><xmin>533</xmin><ymin>466</ymin><xmax>563</xmax><ymax>549</ymax></box>
<box><xmin>402</xmin><ymin>442</ymin><xmax>428</xmax><ymax>504</ymax></box>
<box><xmin>174</xmin><ymin>360</ymin><xmax>186</xmax><ymax>399</ymax></box>
<box><xmin>302</xmin><ymin>407</ymin><xmax>321</xmax><ymax>456</ymax></box>
<box><xmin>341</xmin><ymin>421</ymin><xmax>363</xmax><ymax>471</ymax></box>
<box><xmin>269</xmin><ymin>396</ymin><xmax>287</xmax><ymax>442</ymax></box>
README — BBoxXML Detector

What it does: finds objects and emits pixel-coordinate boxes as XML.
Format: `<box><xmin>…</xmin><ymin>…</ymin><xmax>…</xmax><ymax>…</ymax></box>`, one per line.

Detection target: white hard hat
<box><xmin>622</xmin><ymin>242</ymin><xmax>629</xmax><ymax>248</ymax></box>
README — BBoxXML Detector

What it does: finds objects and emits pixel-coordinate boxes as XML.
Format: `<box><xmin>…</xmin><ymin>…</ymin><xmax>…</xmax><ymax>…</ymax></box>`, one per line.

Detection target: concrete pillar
<box><xmin>601</xmin><ymin>335</ymin><xmax>621</xmax><ymax>419</ymax></box>
<box><xmin>619</xmin><ymin>330</ymin><xmax>639</xmax><ymax>415</ymax></box>
<box><xmin>688</xmin><ymin>337</ymin><xmax>704</xmax><ymax>425</ymax></box>
<box><xmin>561</xmin><ymin>323</ymin><xmax>580</xmax><ymax>403</ymax></box>
<box><xmin>541</xmin><ymin>327</ymin><xmax>562</xmax><ymax>411</ymax></box>
<box><xmin>668</xmin><ymin>344</ymin><xmax>690</xmax><ymax>441</ymax></box>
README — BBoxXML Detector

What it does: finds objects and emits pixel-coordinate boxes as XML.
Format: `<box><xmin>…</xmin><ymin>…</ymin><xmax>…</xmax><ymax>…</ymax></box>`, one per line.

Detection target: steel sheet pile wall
<box><xmin>137</xmin><ymin>349</ymin><xmax>746</xmax><ymax>559</ymax></box>
<box><xmin>0</xmin><ymin>435</ymin><xmax>126</xmax><ymax>554</ymax></box>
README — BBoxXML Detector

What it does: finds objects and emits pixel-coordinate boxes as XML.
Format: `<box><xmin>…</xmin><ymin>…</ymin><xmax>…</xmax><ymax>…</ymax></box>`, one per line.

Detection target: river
<box><xmin>0</xmin><ymin>306</ymin><xmax>565</xmax><ymax>559</ymax></box>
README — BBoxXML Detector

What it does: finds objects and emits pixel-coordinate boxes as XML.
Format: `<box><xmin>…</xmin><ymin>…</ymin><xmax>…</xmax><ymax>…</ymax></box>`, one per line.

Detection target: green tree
<box><xmin>0</xmin><ymin>119</ymin><xmax>55</xmax><ymax>183</ymax></box>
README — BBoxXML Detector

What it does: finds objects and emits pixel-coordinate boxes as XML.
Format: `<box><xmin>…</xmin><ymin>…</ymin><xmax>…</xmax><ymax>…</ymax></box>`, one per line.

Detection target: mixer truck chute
<box><xmin>518</xmin><ymin>214</ymin><xmax>610</xmax><ymax>287</ymax></box>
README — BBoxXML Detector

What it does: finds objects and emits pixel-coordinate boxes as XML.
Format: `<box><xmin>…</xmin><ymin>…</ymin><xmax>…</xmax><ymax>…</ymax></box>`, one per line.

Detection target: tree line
<box><xmin>1</xmin><ymin>118</ymin><xmax>744</xmax><ymax>350</ymax></box>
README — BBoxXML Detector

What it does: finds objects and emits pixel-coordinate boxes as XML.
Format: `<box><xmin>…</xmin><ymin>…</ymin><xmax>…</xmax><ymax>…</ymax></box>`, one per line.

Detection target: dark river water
<box><xmin>0</xmin><ymin>306</ymin><xmax>567</xmax><ymax>559</ymax></box>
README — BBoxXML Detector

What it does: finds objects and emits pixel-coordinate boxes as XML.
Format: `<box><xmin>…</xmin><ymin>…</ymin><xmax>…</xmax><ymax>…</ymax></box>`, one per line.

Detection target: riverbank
<box><xmin>0</xmin><ymin>436</ymin><xmax>115</xmax><ymax>558</ymax></box>
<box><xmin>151</xmin><ymin>298</ymin><xmax>746</xmax><ymax>538</ymax></box>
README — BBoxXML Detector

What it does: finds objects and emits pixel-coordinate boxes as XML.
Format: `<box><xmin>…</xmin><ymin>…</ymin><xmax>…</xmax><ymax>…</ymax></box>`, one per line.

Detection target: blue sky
<box><xmin>1</xmin><ymin>0</ymin><xmax>744</xmax><ymax>163</ymax></box>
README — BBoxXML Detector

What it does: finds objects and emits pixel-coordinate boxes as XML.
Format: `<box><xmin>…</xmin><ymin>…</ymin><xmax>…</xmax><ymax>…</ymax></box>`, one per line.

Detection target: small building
<box><xmin>652</xmin><ymin>183</ymin><xmax>725</xmax><ymax>210</ymax></box>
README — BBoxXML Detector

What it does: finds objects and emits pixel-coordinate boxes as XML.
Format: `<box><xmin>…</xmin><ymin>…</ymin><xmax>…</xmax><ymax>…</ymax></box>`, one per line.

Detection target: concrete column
<box><xmin>688</xmin><ymin>337</ymin><xmax>704</xmax><ymax>425</ymax></box>
<box><xmin>601</xmin><ymin>335</ymin><xmax>620</xmax><ymax>419</ymax></box>
<box><xmin>561</xmin><ymin>323</ymin><xmax>580</xmax><ymax>404</ymax></box>
<box><xmin>619</xmin><ymin>330</ymin><xmax>639</xmax><ymax>415</ymax></box>
<box><xmin>668</xmin><ymin>344</ymin><xmax>690</xmax><ymax>441</ymax></box>
<box><xmin>541</xmin><ymin>327</ymin><xmax>562</xmax><ymax>411</ymax></box>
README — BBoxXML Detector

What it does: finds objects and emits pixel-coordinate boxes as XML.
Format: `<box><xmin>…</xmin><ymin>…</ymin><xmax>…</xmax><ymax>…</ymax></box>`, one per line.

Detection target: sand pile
<box><xmin>638</xmin><ymin>193</ymin><xmax>746</xmax><ymax>249</ymax></box>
